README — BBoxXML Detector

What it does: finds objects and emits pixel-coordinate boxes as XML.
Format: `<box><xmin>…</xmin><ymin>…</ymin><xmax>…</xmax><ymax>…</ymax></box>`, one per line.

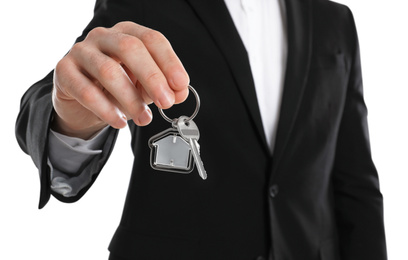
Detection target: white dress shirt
<box><xmin>48</xmin><ymin>0</ymin><xmax>287</xmax><ymax>197</ymax></box>
<box><xmin>224</xmin><ymin>0</ymin><xmax>287</xmax><ymax>150</ymax></box>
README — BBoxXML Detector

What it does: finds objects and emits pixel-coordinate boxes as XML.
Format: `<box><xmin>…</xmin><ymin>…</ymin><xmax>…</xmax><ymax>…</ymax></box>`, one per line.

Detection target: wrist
<box><xmin>51</xmin><ymin>112</ymin><xmax>108</xmax><ymax>140</ymax></box>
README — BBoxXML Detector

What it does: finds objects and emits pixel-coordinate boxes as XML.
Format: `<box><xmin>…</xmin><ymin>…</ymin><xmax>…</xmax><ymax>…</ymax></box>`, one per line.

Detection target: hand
<box><xmin>52</xmin><ymin>21</ymin><xmax>190</xmax><ymax>139</ymax></box>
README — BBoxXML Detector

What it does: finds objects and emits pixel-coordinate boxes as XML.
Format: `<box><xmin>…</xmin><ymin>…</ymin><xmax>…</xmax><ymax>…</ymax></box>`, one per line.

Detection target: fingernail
<box><xmin>138</xmin><ymin>106</ymin><xmax>152</xmax><ymax>126</ymax></box>
<box><xmin>116</xmin><ymin>111</ymin><xmax>128</xmax><ymax>128</ymax></box>
<box><xmin>158</xmin><ymin>90</ymin><xmax>175</xmax><ymax>109</ymax></box>
<box><xmin>112</xmin><ymin>109</ymin><xmax>127</xmax><ymax>129</ymax></box>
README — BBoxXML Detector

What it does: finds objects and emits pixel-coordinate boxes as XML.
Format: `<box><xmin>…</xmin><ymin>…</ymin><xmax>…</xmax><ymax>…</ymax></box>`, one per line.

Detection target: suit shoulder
<box><xmin>312</xmin><ymin>0</ymin><xmax>356</xmax><ymax>29</ymax></box>
<box><xmin>310</xmin><ymin>0</ymin><xmax>358</xmax><ymax>56</ymax></box>
<box><xmin>312</xmin><ymin>0</ymin><xmax>354</xmax><ymax>19</ymax></box>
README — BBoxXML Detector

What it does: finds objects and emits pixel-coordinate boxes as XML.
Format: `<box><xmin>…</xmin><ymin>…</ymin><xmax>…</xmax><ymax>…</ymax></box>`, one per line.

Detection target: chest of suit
<box><xmin>96</xmin><ymin>0</ymin><xmax>355</xmax><ymax>259</ymax></box>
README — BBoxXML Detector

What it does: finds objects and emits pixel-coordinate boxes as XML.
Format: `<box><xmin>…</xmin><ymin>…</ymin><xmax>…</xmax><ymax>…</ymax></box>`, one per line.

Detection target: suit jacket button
<box><xmin>255</xmin><ymin>256</ymin><xmax>265</xmax><ymax>260</ymax></box>
<box><xmin>269</xmin><ymin>184</ymin><xmax>279</xmax><ymax>198</ymax></box>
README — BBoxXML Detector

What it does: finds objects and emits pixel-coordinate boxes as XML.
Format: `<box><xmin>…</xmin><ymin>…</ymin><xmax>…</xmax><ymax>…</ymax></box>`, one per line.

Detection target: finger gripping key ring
<box><xmin>158</xmin><ymin>85</ymin><xmax>200</xmax><ymax>123</ymax></box>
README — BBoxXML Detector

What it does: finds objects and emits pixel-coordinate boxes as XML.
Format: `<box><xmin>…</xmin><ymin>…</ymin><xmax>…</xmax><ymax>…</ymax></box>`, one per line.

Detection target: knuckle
<box><xmin>117</xmin><ymin>35</ymin><xmax>143</xmax><ymax>54</ymax></box>
<box><xmin>78</xmin><ymin>86</ymin><xmax>97</xmax><ymax>104</ymax></box>
<box><xmin>98</xmin><ymin>61</ymin><xmax>121</xmax><ymax>82</ymax></box>
<box><xmin>140</xmin><ymin>29</ymin><xmax>166</xmax><ymax>45</ymax></box>
<box><xmin>87</xmin><ymin>26</ymin><xmax>107</xmax><ymax>39</ymax></box>
<box><xmin>69</xmin><ymin>41</ymin><xmax>88</xmax><ymax>57</ymax></box>
<box><xmin>55</xmin><ymin>58</ymin><xmax>69</xmax><ymax>75</ymax></box>
<box><xmin>54</xmin><ymin>58</ymin><xmax>75</xmax><ymax>89</ymax></box>
<box><xmin>144</xmin><ymin>71</ymin><xmax>163</xmax><ymax>86</ymax></box>
<box><xmin>70</xmin><ymin>41</ymin><xmax>83</xmax><ymax>53</ymax></box>
<box><xmin>114</xmin><ymin>21</ymin><xmax>133</xmax><ymax>30</ymax></box>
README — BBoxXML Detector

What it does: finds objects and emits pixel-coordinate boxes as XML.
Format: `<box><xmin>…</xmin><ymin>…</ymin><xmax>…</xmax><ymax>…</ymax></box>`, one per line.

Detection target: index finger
<box><xmin>107</xmin><ymin>22</ymin><xmax>189</xmax><ymax>107</ymax></box>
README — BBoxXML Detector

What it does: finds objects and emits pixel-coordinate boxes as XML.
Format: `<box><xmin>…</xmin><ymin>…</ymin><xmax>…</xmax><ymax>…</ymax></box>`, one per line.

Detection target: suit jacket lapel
<box><xmin>272</xmin><ymin>0</ymin><xmax>312</xmax><ymax>173</ymax></box>
<box><xmin>185</xmin><ymin>0</ymin><xmax>269</xmax><ymax>153</ymax></box>
<box><xmin>185</xmin><ymin>0</ymin><xmax>313</xmax><ymax>162</ymax></box>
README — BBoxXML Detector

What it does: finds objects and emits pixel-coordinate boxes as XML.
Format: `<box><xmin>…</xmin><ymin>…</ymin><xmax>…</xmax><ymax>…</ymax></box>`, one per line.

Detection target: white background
<box><xmin>1</xmin><ymin>0</ymin><xmax>407</xmax><ymax>259</ymax></box>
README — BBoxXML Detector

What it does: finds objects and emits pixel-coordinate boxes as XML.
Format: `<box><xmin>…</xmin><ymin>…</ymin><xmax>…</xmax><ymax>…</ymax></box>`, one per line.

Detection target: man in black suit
<box><xmin>16</xmin><ymin>0</ymin><xmax>387</xmax><ymax>259</ymax></box>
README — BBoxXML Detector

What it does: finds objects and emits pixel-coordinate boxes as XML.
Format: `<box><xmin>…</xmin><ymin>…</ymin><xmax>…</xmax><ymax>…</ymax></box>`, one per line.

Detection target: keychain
<box><xmin>148</xmin><ymin>85</ymin><xmax>207</xmax><ymax>180</ymax></box>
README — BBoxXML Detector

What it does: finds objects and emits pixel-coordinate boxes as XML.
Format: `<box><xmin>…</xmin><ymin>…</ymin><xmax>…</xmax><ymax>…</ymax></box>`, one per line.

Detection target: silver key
<box><xmin>176</xmin><ymin>116</ymin><xmax>207</xmax><ymax>180</ymax></box>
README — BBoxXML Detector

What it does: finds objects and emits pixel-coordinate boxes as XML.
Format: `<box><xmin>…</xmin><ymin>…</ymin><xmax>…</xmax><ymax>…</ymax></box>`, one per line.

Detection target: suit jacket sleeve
<box><xmin>332</xmin><ymin>8</ymin><xmax>387</xmax><ymax>260</ymax></box>
<box><xmin>14</xmin><ymin>0</ymin><xmax>128</xmax><ymax>209</ymax></box>
<box><xmin>15</xmin><ymin>70</ymin><xmax>119</xmax><ymax>209</ymax></box>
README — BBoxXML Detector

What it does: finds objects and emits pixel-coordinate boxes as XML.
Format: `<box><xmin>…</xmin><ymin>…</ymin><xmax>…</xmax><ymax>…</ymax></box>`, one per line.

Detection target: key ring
<box><xmin>159</xmin><ymin>85</ymin><xmax>200</xmax><ymax>123</ymax></box>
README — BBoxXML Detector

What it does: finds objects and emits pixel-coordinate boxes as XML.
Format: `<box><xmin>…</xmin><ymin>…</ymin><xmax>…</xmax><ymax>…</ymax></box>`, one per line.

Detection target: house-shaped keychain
<box><xmin>149</xmin><ymin>128</ymin><xmax>195</xmax><ymax>174</ymax></box>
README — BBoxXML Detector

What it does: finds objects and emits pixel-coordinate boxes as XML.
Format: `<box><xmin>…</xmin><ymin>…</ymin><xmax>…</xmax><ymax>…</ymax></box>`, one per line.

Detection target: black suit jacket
<box><xmin>16</xmin><ymin>0</ymin><xmax>387</xmax><ymax>259</ymax></box>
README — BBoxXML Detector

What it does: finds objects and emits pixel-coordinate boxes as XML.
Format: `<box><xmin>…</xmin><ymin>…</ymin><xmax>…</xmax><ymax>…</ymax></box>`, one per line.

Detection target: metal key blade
<box><xmin>189</xmin><ymin>138</ymin><xmax>207</xmax><ymax>180</ymax></box>
<box><xmin>176</xmin><ymin>116</ymin><xmax>207</xmax><ymax>180</ymax></box>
